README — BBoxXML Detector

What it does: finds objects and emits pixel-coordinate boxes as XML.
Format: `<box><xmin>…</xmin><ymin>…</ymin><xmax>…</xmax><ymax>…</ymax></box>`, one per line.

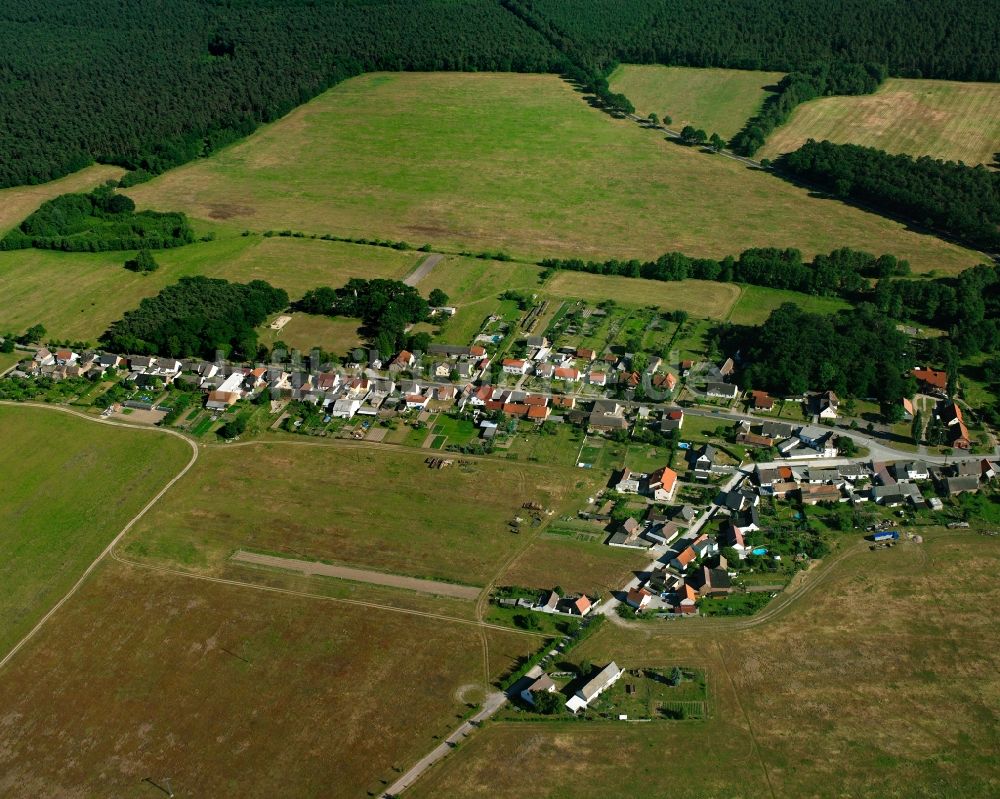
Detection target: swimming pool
<box><xmin>752</xmin><ymin>547</ymin><xmax>768</xmax><ymax>556</ymax></box>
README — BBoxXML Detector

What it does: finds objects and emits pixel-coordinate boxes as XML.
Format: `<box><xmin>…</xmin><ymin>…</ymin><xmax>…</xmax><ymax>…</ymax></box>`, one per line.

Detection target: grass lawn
<box><xmin>127</xmin><ymin>72</ymin><xmax>982</xmax><ymax>274</ymax></box>
<box><xmin>0</xmin><ymin>164</ymin><xmax>125</xmax><ymax>235</ymax></box>
<box><xmin>0</xmin><ymin>405</ymin><xmax>191</xmax><ymax>656</ymax></box>
<box><xmin>122</xmin><ymin>442</ymin><xmax>581</xmax><ymax>586</ymax></box>
<box><xmin>259</xmin><ymin>313</ymin><xmax>365</xmax><ymax>355</ymax></box>
<box><xmin>0</xmin><ymin>560</ymin><xmax>536</xmax><ymax>798</ymax></box>
<box><xmin>546</xmin><ymin>272</ymin><xmax>740</xmax><ymax>320</ymax></box>
<box><xmin>416</xmin><ymin>256</ymin><xmax>544</xmax><ymax>344</ymax></box>
<box><xmin>759</xmin><ymin>78</ymin><xmax>1000</xmax><ymax>165</ymax></box>
<box><xmin>411</xmin><ymin>532</ymin><xmax>1000</xmax><ymax>798</ymax></box>
<box><xmin>500</xmin><ymin>536</ymin><xmax>646</xmax><ymax>597</ymax></box>
<box><xmin>727</xmin><ymin>284</ymin><xmax>851</xmax><ymax>325</ymax></box>
<box><xmin>0</xmin><ymin>234</ymin><xmax>418</xmax><ymax>343</ymax></box>
<box><xmin>609</xmin><ymin>64</ymin><xmax>784</xmax><ymax>139</ymax></box>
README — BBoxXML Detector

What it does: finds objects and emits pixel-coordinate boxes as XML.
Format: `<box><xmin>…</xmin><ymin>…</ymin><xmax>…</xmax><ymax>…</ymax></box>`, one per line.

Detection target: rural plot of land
<box><xmin>726</xmin><ymin>284</ymin><xmax>851</xmax><ymax>325</ymax></box>
<box><xmin>411</xmin><ymin>533</ymin><xmax>1000</xmax><ymax>798</ymax></box>
<box><xmin>0</xmin><ymin>561</ymin><xmax>536</xmax><ymax>798</ymax></box>
<box><xmin>0</xmin><ymin>235</ymin><xmax>418</xmax><ymax>343</ymax></box>
<box><xmin>546</xmin><ymin>272</ymin><xmax>740</xmax><ymax>319</ymax></box>
<box><xmin>759</xmin><ymin>78</ymin><xmax>1000</xmax><ymax>165</ymax></box>
<box><xmin>123</xmin><ymin>443</ymin><xmax>578</xmax><ymax>586</ymax></box>
<box><xmin>609</xmin><ymin>64</ymin><xmax>784</xmax><ymax>139</ymax></box>
<box><xmin>0</xmin><ymin>406</ymin><xmax>191</xmax><ymax>655</ymax></box>
<box><xmin>127</xmin><ymin>72</ymin><xmax>983</xmax><ymax>274</ymax></box>
<box><xmin>0</xmin><ymin>164</ymin><xmax>125</xmax><ymax>234</ymax></box>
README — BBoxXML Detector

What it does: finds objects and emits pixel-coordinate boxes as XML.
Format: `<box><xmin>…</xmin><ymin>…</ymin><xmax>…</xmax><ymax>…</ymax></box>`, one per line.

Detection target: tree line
<box><xmin>4</xmin><ymin>0</ymin><xmax>998</xmax><ymax>189</ymax></box>
<box><xmin>776</xmin><ymin>140</ymin><xmax>1000</xmax><ymax>251</ymax></box>
<box><xmin>730</xmin><ymin>62</ymin><xmax>886</xmax><ymax>156</ymax></box>
<box><xmin>100</xmin><ymin>276</ymin><xmax>288</xmax><ymax>359</ymax></box>
<box><xmin>0</xmin><ymin>187</ymin><xmax>194</xmax><ymax>252</ymax></box>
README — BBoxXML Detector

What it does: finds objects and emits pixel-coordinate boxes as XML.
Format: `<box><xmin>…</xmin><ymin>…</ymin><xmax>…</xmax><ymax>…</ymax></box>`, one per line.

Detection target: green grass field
<box><xmin>0</xmin><ymin>560</ymin><xmax>536</xmax><ymax>797</ymax></box>
<box><xmin>609</xmin><ymin>64</ymin><xmax>784</xmax><ymax>139</ymax></box>
<box><xmin>727</xmin><ymin>284</ymin><xmax>851</xmax><ymax>324</ymax></box>
<box><xmin>127</xmin><ymin>72</ymin><xmax>982</xmax><ymax>274</ymax></box>
<box><xmin>0</xmin><ymin>406</ymin><xmax>191</xmax><ymax>656</ymax></box>
<box><xmin>759</xmin><ymin>78</ymin><xmax>1000</xmax><ymax>165</ymax></box>
<box><xmin>122</xmin><ymin>442</ymin><xmax>582</xmax><ymax>586</ymax></box>
<box><xmin>411</xmin><ymin>532</ymin><xmax>1000</xmax><ymax>798</ymax></box>
<box><xmin>0</xmin><ymin>234</ymin><xmax>418</xmax><ymax>343</ymax></box>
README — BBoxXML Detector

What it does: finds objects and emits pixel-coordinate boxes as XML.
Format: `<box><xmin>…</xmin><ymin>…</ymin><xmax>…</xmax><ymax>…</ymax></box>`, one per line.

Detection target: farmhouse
<box><xmin>520</xmin><ymin>673</ymin><xmax>557</xmax><ymax>706</ymax></box>
<box><xmin>566</xmin><ymin>662</ymin><xmax>623</xmax><ymax>714</ymax></box>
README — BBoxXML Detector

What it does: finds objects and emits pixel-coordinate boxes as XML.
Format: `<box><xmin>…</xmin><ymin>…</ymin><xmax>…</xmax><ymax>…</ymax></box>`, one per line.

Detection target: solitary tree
<box><xmin>709</xmin><ymin>132</ymin><xmax>725</xmax><ymax>152</ymax></box>
<box><xmin>662</xmin><ymin>113</ymin><xmax>673</xmax><ymax>126</ymax></box>
<box><xmin>124</xmin><ymin>248</ymin><xmax>159</xmax><ymax>273</ymax></box>
<box><xmin>428</xmin><ymin>288</ymin><xmax>449</xmax><ymax>306</ymax></box>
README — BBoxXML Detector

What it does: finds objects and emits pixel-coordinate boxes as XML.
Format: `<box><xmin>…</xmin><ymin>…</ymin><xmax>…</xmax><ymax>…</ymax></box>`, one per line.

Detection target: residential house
<box><xmin>565</xmin><ymin>662</ymin><xmax>623</xmax><ymax>714</ymax></box>
<box><xmin>706</xmin><ymin>382</ymin><xmax>738</xmax><ymax>400</ymax></box>
<box><xmin>436</xmin><ymin>385</ymin><xmax>456</xmax><ymax>402</ymax></box>
<box><xmin>98</xmin><ymin>352</ymin><xmax>123</xmax><ymax>370</ymax></box>
<box><xmin>651</xmin><ymin>372</ymin><xmax>677</xmax><ymax>392</ymax></box>
<box><xmin>391</xmin><ymin>350</ymin><xmax>415</xmax><ymax>370</ymax></box>
<box><xmin>526</xmin><ymin>335</ymin><xmax>549</xmax><ymax>349</ymax></box>
<box><xmin>588</xmin><ymin>371</ymin><xmax>607</xmax><ymax>386</ymax></box>
<box><xmin>760</xmin><ymin>420</ymin><xmax>794</xmax><ymax>440</ymax></box>
<box><xmin>129</xmin><ymin>355</ymin><xmax>155</xmax><ymax>372</ymax></box>
<box><xmin>561</xmin><ymin>595</ymin><xmax>593</xmax><ymax>616</ymax></box>
<box><xmin>817</xmin><ymin>390</ymin><xmax>839</xmax><ymax>420</ymax></box>
<box><xmin>902</xmin><ymin>397</ymin><xmax>916</xmax><ymax>420</ymax></box>
<box><xmin>647</xmin><ymin>465</ymin><xmax>678</xmax><ymax>503</ymax></box>
<box><xmin>913</xmin><ymin>367</ymin><xmax>948</xmax><ymax>395</ymax></box>
<box><xmin>749</xmin><ymin>390</ymin><xmax>774</xmax><ymax>411</ymax></box>
<box><xmin>607</xmin><ymin>517</ymin><xmax>652</xmax><ymax>549</ymax></box>
<box><xmin>670</xmin><ymin>545</ymin><xmax>697</xmax><ymax>571</ymax></box>
<box><xmin>520</xmin><ymin>673</ymin><xmax>557</xmax><ymax>706</ymax></box>
<box><xmin>692</xmin><ymin>444</ymin><xmax>716</xmax><ymax>479</ymax></box>
<box><xmin>589</xmin><ymin>400</ymin><xmax>627</xmax><ymax>433</ymax></box>
<box><xmin>737</xmin><ymin>431</ymin><xmax>773</xmax><ymax>447</ymax></box>
<box><xmin>660</xmin><ymin>408</ymin><xmax>684</xmax><ymax>432</ymax></box>
<box><xmin>945</xmin><ymin>475</ymin><xmax>980</xmax><ymax>495</ymax></box>
<box><xmin>54</xmin><ymin>349</ymin><xmax>78</xmax><ymax>366</ymax></box>
<box><xmin>535</xmin><ymin>362</ymin><xmax>555</xmax><ymax>379</ymax></box>
<box><xmin>626</xmin><ymin>587</ymin><xmax>653</xmax><ymax>611</ymax></box>
<box><xmin>799</xmin><ymin>484</ymin><xmax>843</xmax><ymax>505</ymax></box>
<box><xmin>428</xmin><ymin>344</ymin><xmax>472</xmax><ymax>358</ymax></box>
<box><xmin>554</xmin><ymin>366</ymin><xmax>581</xmax><ymax>382</ymax></box>
<box><xmin>673</xmin><ymin>583</ymin><xmax>699</xmax><ymax>614</ymax></box>
<box><xmin>576</xmin><ymin>347</ymin><xmax>597</xmax><ymax>363</ymax></box>
<box><xmin>502</xmin><ymin>358</ymin><xmax>529</xmax><ymax>375</ymax></box>
<box><xmin>690</xmin><ymin>565</ymin><xmax>733</xmax><ymax>597</ymax></box>
<box><xmin>894</xmin><ymin>460</ymin><xmax>929</xmax><ymax>482</ymax></box>
<box><xmin>615</xmin><ymin>468</ymin><xmax>641</xmax><ymax>494</ymax></box>
<box><xmin>331</xmin><ymin>398</ymin><xmax>362</xmax><ymax>419</ymax></box>
<box><xmin>33</xmin><ymin>348</ymin><xmax>55</xmax><ymax>366</ymax></box>
<box><xmin>718</xmin><ymin>357</ymin><xmax>735</xmax><ymax>379</ymax></box>
<box><xmin>551</xmin><ymin>395</ymin><xmax>576</xmax><ymax>409</ymax></box>
<box><xmin>691</xmin><ymin>533</ymin><xmax>718</xmax><ymax>559</ymax></box>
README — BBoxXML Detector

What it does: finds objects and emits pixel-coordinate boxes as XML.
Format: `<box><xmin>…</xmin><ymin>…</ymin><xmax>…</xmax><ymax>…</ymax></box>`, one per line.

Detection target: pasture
<box><xmin>411</xmin><ymin>532</ymin><xmax>1000</xmax><ymax>798</ymax></box>
<box><xmin>122</xmin><ymin>442</ymin><xmax>582</xmax><ymax>586</ymax></box>
<box><xmin>0</xmin><ymin>560</ymin><xmax>537</xmax><ymax>797</ymax></box>
<box><xmin>0</xmin><ymin>234</ymin><xmax>418</xmax><ymax>343</ymax></box>
<box><xmin>126</xmin><ymin>72</ymin><xmax>982</xmax><ymax>274</ymax></box>
<box><xmin>500</xmin><ymin>536</ymin><xmax>646</xmax><ymax>597</ymax></box>
<box><xmin>0</xmin><ymin>406</ymin><xmax>191</xmax><ymax>656</ymax></box>
<box><xmin>759</xmin><ymin>78</ymin><xmax>1000</xmax><ymax>165</ymax></box>
<box><xmin>609</xmin><ymin>64</ymin><xmax>784</xmax><ymax>139</ymax></box>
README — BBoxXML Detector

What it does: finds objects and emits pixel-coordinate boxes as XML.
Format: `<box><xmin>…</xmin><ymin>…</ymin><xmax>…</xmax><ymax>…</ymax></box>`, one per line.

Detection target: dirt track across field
<box><xmin>231</xmin><ymin>550</ymin><xmax>482</xmax><ymax>600</ymax></box>
<box><xmin>403</xmin><ymin>253</ymin><xmax>443</xmax><ymax>286</ymax></box>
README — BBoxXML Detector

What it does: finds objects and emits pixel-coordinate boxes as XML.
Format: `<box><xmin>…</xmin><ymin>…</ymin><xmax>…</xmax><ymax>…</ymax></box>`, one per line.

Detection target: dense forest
<box><xmin>100</xmin><ymin>276</ymin><xmax>288</xmax><ymax>359</ymax></box>
<box><xmin>777</xmin><ymin>141</ymin><xmax>1000</xmax><ymax>251</ymax></box>
<box><xmin>526</xmin><ymin>0</ymin><xmax>1000</xmax><ymax>80</ymax></box>
<box><xmin>294</xmin><ymin>279</ymin><xmax>431</xmax><ymax>358</ymax></box>
<box><xmin>726</xmin><ymin>303</ymin><xmax>916</xmax><ymax>413</ymax></box>
<box><xmin>2</xmin><ymin>0</ymin><xmax>998</xmax><ymax>188</ymax></box>
<box><xmin>0</xmin><ymin>188</ymin><xmax>193</xmax><ymax>251</ymax></box>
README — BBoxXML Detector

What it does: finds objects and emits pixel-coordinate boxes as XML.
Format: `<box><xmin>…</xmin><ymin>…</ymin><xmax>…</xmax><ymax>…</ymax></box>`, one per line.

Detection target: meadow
<box><xmin>122</xmin><ymin>442</ymin><xmax>584</xmax><ymax>586</ymax></box>
<box><xmin>609</xmin><ymin>64</ymin><xmax>784</xmax><ymax>139</ymax></box>
<box><xmin>0</xmin><ymin>234</ymin><xmax>418</xmax><ymax>342</ymax></box>
<box><xmin>410</xmin><ymin>532</ymin><xmax>1000</xmax><ymax>798</ymax></box>
<box><xmin>126</xmin><ymin>72</ymin><xmax>982</xmax><ymax>274</ymax></box>
<box><xmin>759</xmin><ymin>78</ymin><xmax>1000</xmax><ymax>165</ymax></box>
<box><xmin>546</xmin><ymin>271</ymin><xmax>741</xmax><ymax>319</ymax></box>
<box><xmin>499</xmin><ymin>536</ymin><xmax>646</xmax><ymax>597</ymax></box>
<box><xmin>0</xmin><ymin>406</ymin><xmax>191</xmax><ymax>656</ymax></box>
<box><xmin>727</xmin><ymin>284</ymin><xmax>851</xmax><ymax>325</ymax></box>
<box><xmin>0</xmin><ymin>560</ymin><xmax>537</xmax><ymax>798</ymax></box>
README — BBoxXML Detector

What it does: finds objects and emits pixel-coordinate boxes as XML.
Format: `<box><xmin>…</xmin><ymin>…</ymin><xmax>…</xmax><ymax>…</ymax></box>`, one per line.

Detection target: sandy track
<box><xmin>232</xmin><ymin>550</ymin><xmax>482</xmax><ymax>600</ymax></box>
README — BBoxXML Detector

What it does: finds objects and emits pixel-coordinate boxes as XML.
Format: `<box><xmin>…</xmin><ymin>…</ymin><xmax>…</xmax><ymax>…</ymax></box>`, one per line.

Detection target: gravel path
<box><xmin>403</xmin><ymin>253</ymin><xmax>444</xmax><ymax>287</ymax></box>
<box><xmin>231</xmin><ymin>550</ymin><xmax>482</xmax><ymax>600</ymax></box>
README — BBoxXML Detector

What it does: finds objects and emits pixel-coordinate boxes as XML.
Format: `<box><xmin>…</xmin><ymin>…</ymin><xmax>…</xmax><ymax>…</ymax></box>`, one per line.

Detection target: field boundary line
<box><xmin>109</xmin><ymin>551</ymin><xmax>547</xmax><ymax>638</ymax></box>
<box><xmin>0</xmin><ymin>401</ymin><xmax>199</xmax><ymax>672</ymax></box>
